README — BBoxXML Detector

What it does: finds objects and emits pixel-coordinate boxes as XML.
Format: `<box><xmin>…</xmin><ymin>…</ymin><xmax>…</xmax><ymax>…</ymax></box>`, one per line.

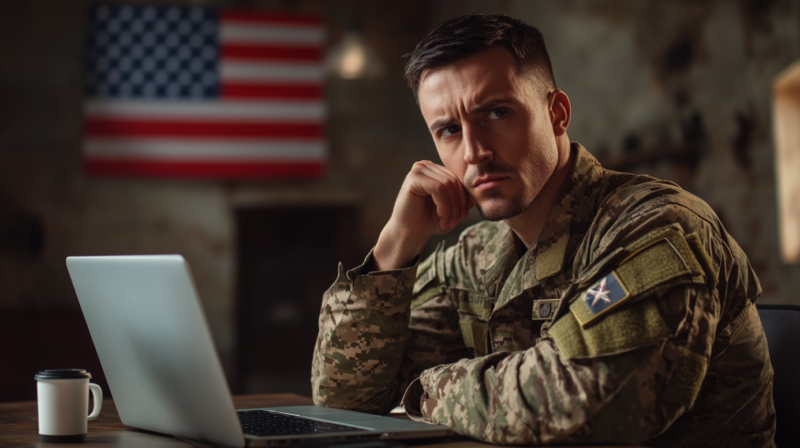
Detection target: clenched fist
<box><xmin>373</xmin><ymin>160</ymin><xmax>473</xmax><ymax>271</ymax></box>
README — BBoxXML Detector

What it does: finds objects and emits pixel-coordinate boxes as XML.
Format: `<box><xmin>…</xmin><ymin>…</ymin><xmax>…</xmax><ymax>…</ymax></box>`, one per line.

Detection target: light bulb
<box><xmin>338</xmin><ymin>35</ymin><xmax>367</xmax><ymax>79</ymax></box>
<box><xmin>327</xmin><ymin>31</ymin><xmax>384</xmax><ymax>79</ymax></box>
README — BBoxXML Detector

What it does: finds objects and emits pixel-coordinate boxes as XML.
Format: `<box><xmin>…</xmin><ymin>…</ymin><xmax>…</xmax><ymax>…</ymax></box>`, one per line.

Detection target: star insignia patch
<box><xmin>584</xmin><ymin>271</ymin><xmax>630</xmax><ymax>318</ymax></box>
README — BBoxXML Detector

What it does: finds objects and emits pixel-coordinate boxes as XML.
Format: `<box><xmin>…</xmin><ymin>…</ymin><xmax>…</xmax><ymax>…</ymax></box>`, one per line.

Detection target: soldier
<box><xmin>311</xmin><ymin>13</ymin><xmax>775</xmax><ymax>447</ymax></box>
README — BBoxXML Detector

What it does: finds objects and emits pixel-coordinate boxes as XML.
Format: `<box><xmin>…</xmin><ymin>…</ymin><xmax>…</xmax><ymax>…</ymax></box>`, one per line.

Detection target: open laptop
<box><xmin>66</xmin><ymin>255</ymin><xmax>451</xmax><ymax>447</ymax></box>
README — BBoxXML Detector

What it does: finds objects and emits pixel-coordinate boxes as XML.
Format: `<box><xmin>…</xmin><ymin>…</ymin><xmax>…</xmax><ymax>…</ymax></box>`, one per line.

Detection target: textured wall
<box><xmin>1</xmin><ymin>0</ymin><xmax>798</xmax><ymax>391</ymax></box>
<box><xmin>426</xmin><ymin>0</ymin><xmax>800</xmax><ymax>302</ymax></box>
<box><xmin>508</xmin><ymin>0</ymin><xmax>800</xmax><ymax>303</ymax></box>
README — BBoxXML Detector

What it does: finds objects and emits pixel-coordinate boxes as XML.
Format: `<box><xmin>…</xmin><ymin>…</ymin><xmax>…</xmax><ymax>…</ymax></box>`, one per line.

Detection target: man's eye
<box><xmin>488</xmin><ymin>109</ymin><xmax>508</xmax><ymax>120</ymax></box>
<box><xmin>441</xmin><ymin>125</ymin><xmax>461</xmax><ymax>137</ymax></box>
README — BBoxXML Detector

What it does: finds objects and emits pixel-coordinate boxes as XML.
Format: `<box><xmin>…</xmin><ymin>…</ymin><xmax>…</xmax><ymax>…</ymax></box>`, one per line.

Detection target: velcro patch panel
<box><xmin>572</xmin><ymin>225</ymin><xmax>708</xmax><ymax>328</ymax></box>
<box><xmin>549</xmin><ymin>224</ymin><xmax>714</xmax><ymax>359</ymax></box>
<box><xmin>550</xmin><ymin>297</ymin><xmax>671</xmax><ymax>359</ymax></box>
<box><xmin>459</xmin><ymin>319</ymin><xmax>489</xmax><ymax>356</ymax></box>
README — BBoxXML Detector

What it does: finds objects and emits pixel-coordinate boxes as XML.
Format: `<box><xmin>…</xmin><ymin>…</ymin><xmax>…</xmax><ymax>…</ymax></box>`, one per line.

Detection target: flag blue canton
<box><xmin>84</xmin><ymin>5</ymin><xmax>220</xmax><ymax>99</ymax></box>
<box><xmin>584</xmin><ymin>272</ymin><xmax>629</xmax><ymax>316</ymax></box>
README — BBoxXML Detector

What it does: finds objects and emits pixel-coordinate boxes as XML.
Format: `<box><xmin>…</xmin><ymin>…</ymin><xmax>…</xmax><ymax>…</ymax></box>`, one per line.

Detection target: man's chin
<box><xmin>475</xmin><ymin>199</ymin><xmax>528</xmax><ymax>222</ymax></box>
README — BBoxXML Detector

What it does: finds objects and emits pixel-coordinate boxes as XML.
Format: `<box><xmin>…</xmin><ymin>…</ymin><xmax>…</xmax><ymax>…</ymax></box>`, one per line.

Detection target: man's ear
<box><xmin>547</xmin><ymin>89</ymin><xmax>571</xmax><ymax>136</ymax></box>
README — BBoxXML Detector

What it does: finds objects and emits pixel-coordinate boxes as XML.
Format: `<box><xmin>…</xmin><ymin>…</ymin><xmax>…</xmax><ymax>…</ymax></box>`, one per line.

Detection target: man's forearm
<box><xmin>311</xmin><ymin>256</ymin><xmax>417</xmax><ymax>413</ymax></box>
<box><xmin>373</xmin><ymin>222</ymin><xmax>430</xmax><ymax>271</ymax></box>
<box><xmin>404</xmin><ymin>283</ymin><xmax>717</xmax><ymax>445</ymax></box>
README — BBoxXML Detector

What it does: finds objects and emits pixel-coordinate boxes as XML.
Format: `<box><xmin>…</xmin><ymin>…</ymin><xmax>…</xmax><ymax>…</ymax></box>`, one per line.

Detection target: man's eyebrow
<box><xmin>429</xmin><ymin>117</ymin><xmax>453</xmax><ymax>132</ymax></box>
<box><xmin>428</xmin><ymin>98</ymin><xmax>514</xmax><ymax>133</ymax></box>
<box><xmin>468</xmin><ymin>98</ymin><xmax>512</xmax><ymax>115</ymax></box>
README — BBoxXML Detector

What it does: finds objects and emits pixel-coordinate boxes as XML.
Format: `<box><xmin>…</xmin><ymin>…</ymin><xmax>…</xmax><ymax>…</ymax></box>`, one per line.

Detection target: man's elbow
<box><xmin>311</xmin><ymin>384</ymin><xmax>365</xmax><ymax>412</ymax></box>
<box><xmin>311</xmin><ymin>376</ymin><xmax>398</xmax><ymax>414</ymax></box>
<box><xmin>310</xmin><ymin>375</ymin><xmax>363</xmax><ymax>410</ymax></box>
<box><xmin>311</xmin><ymin>379</ymin><xmax>342</xmax><ymax>408</ymax></box>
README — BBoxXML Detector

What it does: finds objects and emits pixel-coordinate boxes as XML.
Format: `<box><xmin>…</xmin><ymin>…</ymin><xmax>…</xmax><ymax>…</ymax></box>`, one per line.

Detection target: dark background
<box><xmin>2</xmin><ymin>0</ymin><xmax>799</xmax><ymax>401</ymax></box>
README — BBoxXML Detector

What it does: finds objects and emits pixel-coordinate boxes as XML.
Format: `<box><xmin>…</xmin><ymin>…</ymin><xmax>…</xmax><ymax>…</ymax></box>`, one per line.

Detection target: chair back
<box><xmin>757</xmin><ymin>304</ymin><xmax>800</xmax><ymax>447</ymax></box>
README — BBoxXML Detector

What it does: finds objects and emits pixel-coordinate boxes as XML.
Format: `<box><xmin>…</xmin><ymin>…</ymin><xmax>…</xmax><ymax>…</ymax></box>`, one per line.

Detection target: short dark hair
<box><xmin>404</xmin><ymin>13</ymin><xmax>556</xmax><ymax>100</ymax></box>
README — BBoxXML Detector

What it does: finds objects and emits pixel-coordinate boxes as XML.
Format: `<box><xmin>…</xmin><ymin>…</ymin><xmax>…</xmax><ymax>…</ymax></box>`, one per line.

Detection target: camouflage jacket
<box><xmin>311</xmin><ymin>143</ymin><xmax>775</xmax><ymax>447</ymax></box>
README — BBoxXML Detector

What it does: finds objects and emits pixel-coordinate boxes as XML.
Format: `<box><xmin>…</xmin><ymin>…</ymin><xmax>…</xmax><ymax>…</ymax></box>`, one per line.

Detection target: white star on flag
<box><xmin>587</xmin><ymin>277</ymin><xmax>612</xmax><ymax>307</ymax></box>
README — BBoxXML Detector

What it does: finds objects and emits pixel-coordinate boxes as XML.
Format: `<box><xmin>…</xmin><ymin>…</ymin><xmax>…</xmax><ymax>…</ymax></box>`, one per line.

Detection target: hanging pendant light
<box><xmin>327</xmin><ymin>13</ymin><xmax>384</xmax><ymax>79</ymax></box>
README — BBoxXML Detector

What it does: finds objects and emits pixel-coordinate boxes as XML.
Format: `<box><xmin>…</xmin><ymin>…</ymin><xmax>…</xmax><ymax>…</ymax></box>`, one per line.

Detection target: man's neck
<box><xmin>506</xmin><ymin>137</ymin><xmax>574</xmax><ymax>248</ymax></box>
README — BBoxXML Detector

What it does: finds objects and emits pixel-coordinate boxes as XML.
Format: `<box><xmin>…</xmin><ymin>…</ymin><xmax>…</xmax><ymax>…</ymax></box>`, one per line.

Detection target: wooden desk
<box><xmin>0</xmin><ymin>394</ymin><xmax>635</xmax><ymax>447</ymax></box>
<box><xmin>0</xmin><ymin>394</ymin><xmax>482</xmax><ymax>448</ymax></box>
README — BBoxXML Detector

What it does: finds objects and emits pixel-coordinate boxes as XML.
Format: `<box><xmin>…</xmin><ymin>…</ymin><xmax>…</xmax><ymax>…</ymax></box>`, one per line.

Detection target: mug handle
<box><xmin>87</xmin><ymin>383</ymin><xmax>103</xmax><ymax>421</ymax></box>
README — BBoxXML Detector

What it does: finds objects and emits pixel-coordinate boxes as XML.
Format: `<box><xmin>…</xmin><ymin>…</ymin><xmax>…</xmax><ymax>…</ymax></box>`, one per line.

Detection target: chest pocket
<box><xmin>456</xmin><ymin>290</ymin><xmax>493</xmax><ymax>357</ymax></box>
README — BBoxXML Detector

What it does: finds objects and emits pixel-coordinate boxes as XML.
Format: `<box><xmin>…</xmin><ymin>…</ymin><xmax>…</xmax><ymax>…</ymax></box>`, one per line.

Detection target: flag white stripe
<box><xmin>220</xmin><ymin>61</ymin><xmax>324</xmax><ymax>82</ymax></box>
<box><xmin>85</xmin><ymin>139</ymin><xmax>326</xmax><ymax>161</ymax></box>
<box><xmin>85</xmin><ymin>100</ymin><xmax>325</xmax><ymax>121</ymax></box>
<box><xmin>220</xmin><ymin>23</ymin><xmax>324</xmax><ymax>45</ymax></box>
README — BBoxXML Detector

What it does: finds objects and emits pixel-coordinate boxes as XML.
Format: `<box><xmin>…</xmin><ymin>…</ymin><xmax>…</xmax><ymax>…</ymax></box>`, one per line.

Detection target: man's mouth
<box><xmin>472</xmin><ymin>175</ymin><xmax>508</xmax><ymax>191</ymax></box>
<box><xmin>465</xmin><ymin>163</ymin><xmax>513</xmax><ymax>193</ymax></box>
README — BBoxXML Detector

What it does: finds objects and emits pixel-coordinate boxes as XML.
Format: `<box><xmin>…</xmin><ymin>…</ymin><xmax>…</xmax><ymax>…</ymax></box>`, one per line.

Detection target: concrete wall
<box><xmin>1</xmin><ymin>0</ymin><xmax>799</xmax><ymax>390</ymax></box>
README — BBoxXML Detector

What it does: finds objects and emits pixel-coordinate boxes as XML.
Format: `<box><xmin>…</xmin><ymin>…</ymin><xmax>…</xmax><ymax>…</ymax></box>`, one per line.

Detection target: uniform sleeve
<box><xmin>402</xmin><ymin>223</ymin><xmax>735</xmax><ymax>445</ymax></box>
<box><xmin>311</xmin><ymin>246</ymin><xmax>468</xmax><ymax>414</ymax></box>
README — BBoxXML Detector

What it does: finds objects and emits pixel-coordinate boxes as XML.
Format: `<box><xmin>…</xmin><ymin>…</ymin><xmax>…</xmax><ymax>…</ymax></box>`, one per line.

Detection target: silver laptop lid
<box><xmin>67</xmin><ymin>255</ymin><xmax>245</xmax><ymax>447</ymax></box>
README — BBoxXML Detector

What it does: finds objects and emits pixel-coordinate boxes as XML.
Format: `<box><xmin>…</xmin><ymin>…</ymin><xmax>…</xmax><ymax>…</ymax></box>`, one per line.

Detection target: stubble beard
<box><xmin>475</xmin><ymin>189</ymin><xmax>535</xmax><ymax>222</ymax></box>
<box><xmin>465</xmin><ymin>163</ymin><xmax>530</xmax><ymax>221</ymax></box>
<box><xmin>465</xmin><ymin>161</ymin><xmax>547</xmax><ymax>222</ymax></box>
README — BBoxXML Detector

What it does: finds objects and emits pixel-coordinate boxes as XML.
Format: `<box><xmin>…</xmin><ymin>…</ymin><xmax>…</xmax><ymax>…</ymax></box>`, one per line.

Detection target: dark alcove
<box><xmin>235</xmin><ymin>205</ymin><xmax>360</xmax><ymax>396</ymax></box>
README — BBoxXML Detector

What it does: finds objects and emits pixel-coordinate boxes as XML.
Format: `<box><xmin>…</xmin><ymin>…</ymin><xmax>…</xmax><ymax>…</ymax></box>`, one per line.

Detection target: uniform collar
<box><xmin>533</xmin><ymin>142</ymin><xmax>606</xmax><ymax>281</ymax></box>
<box><xmin>477</xmin><ymin>222</ymin><xmax>518</xmax><ymax>297</ymax></box>
<box><xmin>485</xmin><ymin>143</ymin><xmax>606</xmax><ymax>308</ymax></box>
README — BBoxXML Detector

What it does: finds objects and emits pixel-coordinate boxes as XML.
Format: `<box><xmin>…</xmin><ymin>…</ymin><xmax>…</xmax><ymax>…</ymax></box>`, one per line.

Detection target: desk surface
<box><xmin>0</xmin><ymin>394</ymin><xmax>635</xmax><ymax>447</ymax></box>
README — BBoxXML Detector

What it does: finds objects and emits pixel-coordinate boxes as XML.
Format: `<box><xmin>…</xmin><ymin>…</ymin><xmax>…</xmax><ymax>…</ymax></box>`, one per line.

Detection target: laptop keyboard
<box><xmin>237</xmin><ymin>409</ymin><xmax>365</xmax><ymax>437</ymax></box>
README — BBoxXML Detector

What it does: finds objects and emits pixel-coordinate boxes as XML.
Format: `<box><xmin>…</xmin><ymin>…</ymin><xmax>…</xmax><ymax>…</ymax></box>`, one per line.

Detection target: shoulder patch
<box><xmin>568</xmin><ymin>224</ymin><xmax>708</xmax><ymax>328</ymax></box>
<box><xmin>570</xmin><ymin>271</ymin><xmax>630</xmax><ymax>326</ymax></box>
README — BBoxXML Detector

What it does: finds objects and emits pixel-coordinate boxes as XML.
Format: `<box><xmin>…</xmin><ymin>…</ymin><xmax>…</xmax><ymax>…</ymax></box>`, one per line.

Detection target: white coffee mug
<box><xmin>34</xmin><ymin>369</ymin><xmax>103</xmax><ymax>443</ymax></box>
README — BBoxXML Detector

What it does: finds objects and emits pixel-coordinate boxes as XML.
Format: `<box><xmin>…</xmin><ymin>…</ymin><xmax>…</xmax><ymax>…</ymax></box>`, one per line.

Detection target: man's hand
<box><xmin>373</xmin><ymin>161</ymin><xmax>472</xmax><ymax>271</ymax></box>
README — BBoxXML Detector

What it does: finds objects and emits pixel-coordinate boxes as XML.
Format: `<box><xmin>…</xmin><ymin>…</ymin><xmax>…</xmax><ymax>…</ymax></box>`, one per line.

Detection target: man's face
<box><xmin>418</xmin><ymin>46</ymin><xmax>559</xmax><ymax>221</ymax></box>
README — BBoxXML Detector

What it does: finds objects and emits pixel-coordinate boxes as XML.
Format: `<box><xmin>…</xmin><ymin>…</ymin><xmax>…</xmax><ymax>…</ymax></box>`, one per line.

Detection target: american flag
<box><xmin>83</xmin><ymin>5</ymin><xmax>326</xmax><ymax>178</ymax></box>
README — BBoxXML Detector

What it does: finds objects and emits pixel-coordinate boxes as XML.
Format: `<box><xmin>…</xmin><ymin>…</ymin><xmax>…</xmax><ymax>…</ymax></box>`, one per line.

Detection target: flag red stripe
<box><xmin>85</xmin><ymin>119</ymin><xmax>322</xmax><ymax>138</ymax></box>
<box><xmin>221</xmin><ymin>44</ymin><xmax>322</xmax><ymax>62</ymax></box>
<box><xmin>85</xmin><ymin>159</ymin><xmax>324</xmax><ymax>178</ymax></box>
<box><xmin>221</xmin><ymin>10</ymin><xmax>322</xmax><ymax>26</ymax></box>
<box><xmin>221</xmin><ymin>83</ymin><xmax>322</xmax><ymax>100</ymax></box>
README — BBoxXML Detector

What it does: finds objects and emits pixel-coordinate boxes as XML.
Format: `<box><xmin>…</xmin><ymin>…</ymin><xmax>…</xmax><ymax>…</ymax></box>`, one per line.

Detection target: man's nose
<box><xmin>462</xmin><ymin>124</ymin><xmax>492</xmax><ymax>165</ymax></box>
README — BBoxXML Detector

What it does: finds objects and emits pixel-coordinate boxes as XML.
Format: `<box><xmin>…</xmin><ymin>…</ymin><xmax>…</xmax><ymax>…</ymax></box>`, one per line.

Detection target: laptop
<box><xmin>66</xmin><ymin>255</ymin><xmax>451</xmax><ymax>447</ymax></box>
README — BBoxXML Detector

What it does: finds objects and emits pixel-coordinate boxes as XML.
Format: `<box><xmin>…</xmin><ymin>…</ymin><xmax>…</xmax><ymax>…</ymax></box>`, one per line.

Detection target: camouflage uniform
<box><xmin>311</xmin><ymin>143</ymin><xmax>776</xmax><ymax>447</ymax></box>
